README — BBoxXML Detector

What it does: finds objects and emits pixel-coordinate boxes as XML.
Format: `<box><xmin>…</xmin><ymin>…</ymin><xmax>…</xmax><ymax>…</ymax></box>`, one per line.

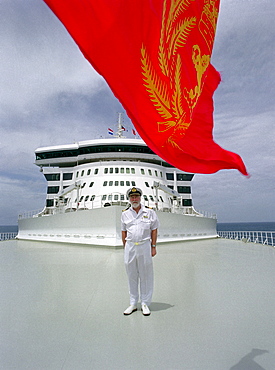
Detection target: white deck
<box><xmin>1</xmin><ymin>238</ymin><xmax>274</xmax><ymax>369</ymax></box>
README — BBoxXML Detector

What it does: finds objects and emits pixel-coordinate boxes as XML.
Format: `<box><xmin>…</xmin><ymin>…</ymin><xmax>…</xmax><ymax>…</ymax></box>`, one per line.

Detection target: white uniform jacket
<box><xmin>121</xmin><ymin>204</ymin><xmax>159</xmax><ymax>244</ymax></box>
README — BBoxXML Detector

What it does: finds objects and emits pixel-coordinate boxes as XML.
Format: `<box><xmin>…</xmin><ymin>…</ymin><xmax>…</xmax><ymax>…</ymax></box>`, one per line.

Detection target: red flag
<box><xmin>43</xmin><ymin>0</ymin><xmax>248</xmax><ymax>175</ymax></box>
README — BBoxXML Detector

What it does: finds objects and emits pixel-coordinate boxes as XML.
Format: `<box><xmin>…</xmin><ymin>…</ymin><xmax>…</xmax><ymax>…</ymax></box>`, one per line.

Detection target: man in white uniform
<box><xmin>121</xmin><ymin>187</ymin><xmax>159</xmax><ymax>316</ymax></box>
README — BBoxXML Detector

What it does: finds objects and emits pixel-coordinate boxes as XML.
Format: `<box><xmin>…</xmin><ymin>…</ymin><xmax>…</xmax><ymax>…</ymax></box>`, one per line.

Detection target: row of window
<box><xmin>36</xmin><ymin>144</ymin><xmax>156</xmax><ymax>160</ymax></box>
<box><xmin>47</xmin><ymin>183</ymin><xmax>190</xmax><ymax>195</ymax></box>
<box><xmin>46</xmin><ymin>195</ymin><xmax>192</xmax><ymax>208</ymax></box>
<box><xmin>44</xmin><ymin>173</ymin><xmax>73</xmax><ymax>181</ymax></box>
<box><xmin>45</xmin><ymin>170</ymin><xmax>193</xmax><ymax>182</ymax></box>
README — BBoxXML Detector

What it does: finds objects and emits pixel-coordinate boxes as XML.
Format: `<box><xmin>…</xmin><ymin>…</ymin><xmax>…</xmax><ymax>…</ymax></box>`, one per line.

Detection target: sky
<box><xmin>0</xmin><ymin>0</ymin><xmax>274</xmax><ymax>225</ymax></box>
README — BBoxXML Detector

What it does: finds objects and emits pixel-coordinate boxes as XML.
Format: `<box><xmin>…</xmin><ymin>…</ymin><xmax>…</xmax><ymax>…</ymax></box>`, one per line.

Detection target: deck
<box><xmin>1</xmin><ymin>238</ymin><xmax>274</xmax><ymax>369</ymax></box>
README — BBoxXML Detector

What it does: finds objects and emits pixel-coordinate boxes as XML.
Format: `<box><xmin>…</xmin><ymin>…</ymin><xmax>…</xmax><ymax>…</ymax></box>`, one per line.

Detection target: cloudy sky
<box><xmin>0</xmin><ymin>0</ymin><xmax>274</xmax><ymax>225</ymax></box>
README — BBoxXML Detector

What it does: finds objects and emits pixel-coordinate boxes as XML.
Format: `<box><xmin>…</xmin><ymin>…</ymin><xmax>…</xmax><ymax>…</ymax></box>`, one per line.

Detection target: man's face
<box><xmin>129</xmin><ymin>194</ymin><xmax>141</xmax><ymax>209</ymax></box>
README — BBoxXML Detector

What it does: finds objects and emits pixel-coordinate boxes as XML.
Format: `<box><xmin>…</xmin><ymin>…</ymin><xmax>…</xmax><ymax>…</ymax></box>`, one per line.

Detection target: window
<box><xmin>155</xmin><ymin>170</ymin><xmax>158</xmax><ymax>177</ymax></box>
<box><xmin>145</xmin><ymin>182</ymin><xmax>150</xmax><ymax>187</ymax></box>
<box><xmin>177</xmin><ymin>173</ymin><xmax>194</xmax><ymax>181</ymax></box>
<box><xmin>143</xmin><ymin>195</ymin><xmax>148</xmax><ymax>201</ymax></box>
<box><xmin>89</xmin><ymin>182</ymin><xmax>94</xmax><ymax>187</ymax></box>
<box><xmin>115</xmin><ymin>168</ymin><xmax>119</xmax><ymax>173</ymax></box>
<box><xmin>76</xmin><ymin>172</ymin><xmax>79</xmax><ymax>178</ymax></box>
<box><xmin>182</xmin><ymin>199</ymin><xmax>192</xmax><ymax>206</ymax></box>
<box><xmin>63</xmin><ymin>173</ymin><xmax>73</xmax><ymax>181</ymax></box>
<box><xmin>131</xmin><ymin>168</ymin><xmax>135</xmax><ymax>174</ymax></box>
<box><xmin>47</xmin><ymin>186</ymin><xmax>59</xmax><ymax>194</ymax></box>
<box><xmin>102</xmin><ymin>195</ymin><xmax>107</xmax><ymax>201</ymax></box>
<box><xmin>149</xmin><ymin>195</ymin><xmax>154</xmax><ymax>201</ymax></box>
<box><xmin>46</xmin><ymin>199</ymin><xmax>54</xmax><ymax>207</ymax></box>
<box><xmin>85</xmin><ymin>195</ymin><xmax>89</xmax><ymax>202</ymax></box>
<box><xmin>81</xmin><ymin>183</ymin><xmax>86</xmax><ymax>189</ymax></box>
<box><xmin>120</xmin><ymin>168</ymin><xmax>124</xmax><ymax>174</ymax></box>
<box><xmin>87</xmin><ymin>169</ymin><xmax>91</xmax><ymax>176</ymax></box>
<box><xmin>160</xmin><ymin>196</ymin><xmax>164</xmax><ymax>202</ymax></box>
<box><xmin>104</xmin><ymin>168</ymin><xmax>108</xmax><ymax>174</ymax></box>
<box><xmin>45</xmin><ymin>174</ymin><xmax>60</xmax><ymax>181</ymax></box>
<box><xmin>103</xmin><ymin>181</ymin><xmax>107</xmax><ymax>186</ymax></box>
<box><xmin>148</xmin><ymin>169</ymin><xmax>152</xmax><ymax>176</ymax></box>
<box><xmin>120</xmin><ymin>181</ymin><xmax>124</xmax><ymax>186</ymax></box>
<box><xmin>115</xmin><ymin>181</ymin><xmax>119</xmax><ymax>186</ymax></box>
<box><xmin>141</xmin><ymin>169</ymin><xmax>145</xmax><ymax>175</ymax></box>
<box><xmin>108</xmin><ymin>195</ymin><xmax>112</xmax><ymax>201</ymax></box>
<box><xmin>168</xmin><ymin>185</ymin><xmax>173</xmax><ymax>190</ymax></box>
<box><xmin>81</xmin><ymin>170</ymin><xmax>84</xmax><ymax>177</ymax></box>
<box><xmin>108</xmin><ymin>181</ymin><xmax>112</xmax><ymax>186</ymax></box>
<box><xmin>91</xmin><ymin>195</ymin><xmax>95</xmax><ymax>201</ymax></box>
<box><xmin>160</xmin><ymin>171</ymin><xmax>163</xmax><ymax>178</ymax></box>
<box><xmin>177</xmin><ymin>186</ymin><xmax>191</xmax><ymax>194</ymax></box>
<box><xmin>131</xmin><ymin>181</ymin><xmax>136</xmax><ymax>186</ymax></box>
<box><xmin>114</xmin><ymin>195</ymin><xmax>119</xmax><ymax>200</ymax></box>
<box><xmin>79</xmin><ymin>196</ymin><xmax>84</xmax><ymax>202</ymax></box>
<box><xmin>120</xmin><ymin>195</ymin><xmax>125</xmax><ymax>201</ymax></box>
<box><xmin>126</xmin><ymin>181</ymin><xmax>130</xmax><ymax>186</ymax></box>
<box><xmin>94</xmin><ymin>168</ymin><xmax>99</xmax><ymax>175</ymax></box>
<box><xmin>109</xmin><ymin>168</ymin><xmax>113</xmax><ymax>174</ymax></box>
<box><xmin>166</xmin><ymin>173</ymin><xmax>174</xmax><ymax>180</ymax></box>
<box><xmin>126</xmin><ymin>168</ymin><xmax>130</xmax><ymax>174</ymax></box>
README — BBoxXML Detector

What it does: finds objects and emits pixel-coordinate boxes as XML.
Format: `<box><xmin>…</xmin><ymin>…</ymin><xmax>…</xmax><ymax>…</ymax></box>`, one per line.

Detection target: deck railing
<box><xmin>0</xmin><ymin>232</ymin><xmax>18</xmax><ymax>241</ymax></box>
<box><xmin>218</xmin><ymin>231</ymin><xmax>275</xmax><ymax>247</ymax></box>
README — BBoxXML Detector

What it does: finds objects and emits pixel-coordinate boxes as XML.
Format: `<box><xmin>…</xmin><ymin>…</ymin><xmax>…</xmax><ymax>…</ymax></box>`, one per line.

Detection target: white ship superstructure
<box><xmin>17</xmin><ymin>124</ymin><xmax>217</xmax><ymax>246</ymax></box>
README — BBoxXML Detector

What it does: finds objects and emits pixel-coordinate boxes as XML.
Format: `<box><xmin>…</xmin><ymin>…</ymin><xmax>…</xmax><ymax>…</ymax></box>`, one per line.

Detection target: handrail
<box><xmin>0</xmin><ymin>232</ymin><xmax>18</xmax><ymax>241</ymax></box>
<box><xmin>218</xmin><ymin>230</ymin><xmax>275</xmax><ymax>247</ymax></box>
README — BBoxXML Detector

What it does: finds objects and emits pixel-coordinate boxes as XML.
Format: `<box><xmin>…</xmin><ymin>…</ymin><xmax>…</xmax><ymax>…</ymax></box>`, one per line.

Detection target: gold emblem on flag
<box><xmin>141</xmin><ymin>0</ymin><xmax>219</xmax><ymax>148</ymax></box>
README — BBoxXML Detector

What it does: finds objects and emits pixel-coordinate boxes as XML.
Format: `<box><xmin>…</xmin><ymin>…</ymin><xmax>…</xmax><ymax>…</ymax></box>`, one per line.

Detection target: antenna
<box><xmin>116</xmin><ymin>112</ymin><xmax>126</xmax><ymax>138</ymax></box>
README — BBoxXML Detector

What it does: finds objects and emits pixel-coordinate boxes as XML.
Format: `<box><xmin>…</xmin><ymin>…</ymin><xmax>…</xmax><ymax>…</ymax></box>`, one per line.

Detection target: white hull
<box><xmin>17</xmin><ymin>206</ymin><xmax>218</xmax><ymax>246</ymax></box>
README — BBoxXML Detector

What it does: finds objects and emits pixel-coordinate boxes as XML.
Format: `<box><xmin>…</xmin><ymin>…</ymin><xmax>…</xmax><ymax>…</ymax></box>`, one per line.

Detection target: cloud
<box><xmin>0</xmin><ymin>0</ymin><xmax>274</xmax><ymax>225</ymax></box>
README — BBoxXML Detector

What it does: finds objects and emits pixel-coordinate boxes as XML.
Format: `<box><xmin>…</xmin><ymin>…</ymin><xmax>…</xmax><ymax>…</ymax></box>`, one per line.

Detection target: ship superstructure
<box><xmin>17</xmin><ymin>123</ymin><xmax>217</xmax><ymax>246</ymax></box>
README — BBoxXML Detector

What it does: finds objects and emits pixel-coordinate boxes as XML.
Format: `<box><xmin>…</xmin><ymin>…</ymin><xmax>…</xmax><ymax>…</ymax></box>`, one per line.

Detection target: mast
<box><xmin>115</xmin><ymin>112</ymin><xmax>126</xmax><ymax>138</ymax></box>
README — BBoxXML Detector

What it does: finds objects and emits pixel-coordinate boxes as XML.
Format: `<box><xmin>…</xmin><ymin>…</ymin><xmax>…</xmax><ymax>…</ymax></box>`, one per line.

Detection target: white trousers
<box><xmin>124</xmin><ymin>240</ymin><xmax>154</xmax><ymax>306</ymax></box>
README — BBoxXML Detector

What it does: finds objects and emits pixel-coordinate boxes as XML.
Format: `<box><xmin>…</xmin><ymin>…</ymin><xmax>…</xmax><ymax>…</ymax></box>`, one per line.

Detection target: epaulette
<box><xmin>122</xmin><ymin>204</ymin><xmax>131</xmax><ymax>212</ymax></box>
<box><xmin>145</xmin><ymin>206</ymin><xmax>153</xmax><ymax>209</ymax></box>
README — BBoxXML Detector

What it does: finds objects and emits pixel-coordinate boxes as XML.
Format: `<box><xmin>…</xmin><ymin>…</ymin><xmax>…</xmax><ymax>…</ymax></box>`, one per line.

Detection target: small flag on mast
<box><xmin>108</xmin><ymin>128</ymin><xmax>114</xmax><ymax>135</ymax></box>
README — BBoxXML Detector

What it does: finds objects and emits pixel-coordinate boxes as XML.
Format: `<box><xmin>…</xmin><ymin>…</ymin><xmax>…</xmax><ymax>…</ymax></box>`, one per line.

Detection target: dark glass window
<box><xmin>131</xmin><ymin>181</ymin><xmax>136</xmax><ymax>186</ymax></box>
<box><xmin>44</xmin><ymin>173</ymin><xmax>60</xmax><ymax>181</ymax></box>
<box><xmin>85</xmin><ymin>195</ymin><xmax>89</xmax><ymax>202</ymax></box>
<box><xmin>36</xmin><ymin>144</ymin><xmax>155</xmax><ymax>160</ymax></box>
<box><xmin>47</xmin><ymin>186</ymin><xmax>59</xmax><ymax>194</ymax></box>
<box><xmin>87</xmin><ymin>169</ymin><xmax>91</xmax><ymax>176</ymax></box>
<box><xmin>94</xmin><ymin>168</ymin><xmax>99</xmax><ymax>175</ymax></box>
<box><xmin>177</xmin><ymin>186</ymin><xmax>191</xmax><ymax>194</ymax></box>
<box><xmin>103</xmin><ymin>181</ymin><xmax>107</xmax><ymax>186</ymax></box>
<box><xmin>145</xmin><ymin>182</ymin><xmax>150</xmax><ymax>187</ymax></box>
<box><xmin>182</xmin><ymin>199</ymin><xmax>192</xmax><ymax>206</ymax></box>
<box><xmin>89</xmin><ymin>182</ymin><xmax>94</xmax><ymax>187</ymax></box>
<box><xmin>91</xmin><ymin>195</ymin><xmax>95</xmax><ymax>201</ymax></box>
<box><xmin>176</xmin><ymin>174</ymin><xmax>194</xmax><ymax>181</ymax></box>
<box><xmin>46</xmin><ymin>199</ymin><xmax>54</xmax><ymax>207</ymax></box>
<box><xmin>63</xmin><ymin>173</ymin><xmax>73</xmax><ymax>181</ymax></box>
<box><xmin>166</xmin><ymin>173</ymin><xmax>174</xmax><ymax>180</ymax></box>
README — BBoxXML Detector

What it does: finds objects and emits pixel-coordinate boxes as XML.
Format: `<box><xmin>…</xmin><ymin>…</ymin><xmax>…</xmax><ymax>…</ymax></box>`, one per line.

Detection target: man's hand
<box><xmin>151</xmin><ymin>247</ymin><xmax>157</xmax><ymax>257</ymax></box>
